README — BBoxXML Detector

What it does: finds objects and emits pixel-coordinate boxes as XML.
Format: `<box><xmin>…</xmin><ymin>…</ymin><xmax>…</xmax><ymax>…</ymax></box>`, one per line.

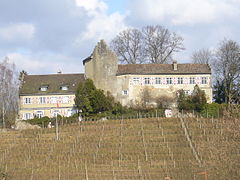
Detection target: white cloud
<box><xmin>74</xmin><ymin>0</ymin><xmax>128</xmax><ymax>46</ymax></box>
<box><xmin>75</xmin><ymin>0</ymin><xmax>107</xmax><ymax>14</ymax></box>
<box><xmin>0</xmin><ymin>23</ymin><xmax>35</xmax><ymax>41</ymax></box>
<box><xmin>5</xmin><ymin>53</ymin><xmax>83</xmax><ymax>74</ymax></box>
<box><xmin>80</xmin><ymin>12</ymin><xmax>128</xmax><ymax>42</ymax></box>
<box><xmin>131</xmin><ymin>0</ymin><xmax>240</xmax><ymax>25</ymax></box>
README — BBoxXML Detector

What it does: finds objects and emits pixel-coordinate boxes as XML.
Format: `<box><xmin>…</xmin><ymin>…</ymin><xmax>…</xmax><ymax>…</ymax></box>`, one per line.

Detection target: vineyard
<box><xmin>0</xmin><ymin>117</ymin><xmax>239</xmax><ymax>180</ymax></box>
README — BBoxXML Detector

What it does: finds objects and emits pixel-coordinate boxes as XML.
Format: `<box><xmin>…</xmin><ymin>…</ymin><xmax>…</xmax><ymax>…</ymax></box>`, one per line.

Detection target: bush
<box><xmin>177</xmin><ymin>90</ymin><xmax>194</xmax><ymax>111</ymax></box>
<box><xmin>177</xmin><ymin>85</ymin><xmax>207</xmax><ymax>112</ymax></box>
<box><xmin>26</xmin><ymin>116</ymin><xmax>52</xmax><ymax>127</ymax></box>
<box><xmin>201</xmin><ymin>103</ymin><xmax>223</xmax><ymax>118</ymax></box>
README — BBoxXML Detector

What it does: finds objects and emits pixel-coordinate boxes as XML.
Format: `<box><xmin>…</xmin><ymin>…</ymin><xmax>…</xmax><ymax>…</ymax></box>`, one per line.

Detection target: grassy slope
<box><xmin>0</xmin><ymin>117</ymin><xmax>239</xmax><ymax>180</ymax></box>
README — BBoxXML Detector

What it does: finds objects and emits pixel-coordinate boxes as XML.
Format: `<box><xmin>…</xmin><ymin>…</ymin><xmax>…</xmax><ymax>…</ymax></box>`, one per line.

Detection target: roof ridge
<box><xmin>117</xmin><ymin>63</ymin><xmax>211</xmax><ymax>75</ymax></box>
<box><xmin>26</xmin><ymin>73</ymin><xmax>84</xmax><ymax>76</ymax></box>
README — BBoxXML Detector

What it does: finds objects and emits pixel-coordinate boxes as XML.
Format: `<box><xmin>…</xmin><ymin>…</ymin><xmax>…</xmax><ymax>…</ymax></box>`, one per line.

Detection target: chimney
<box><xmin>173</xmin><ymin>61</ymin><xmax>177</xmax><ymax>71</ymax></box>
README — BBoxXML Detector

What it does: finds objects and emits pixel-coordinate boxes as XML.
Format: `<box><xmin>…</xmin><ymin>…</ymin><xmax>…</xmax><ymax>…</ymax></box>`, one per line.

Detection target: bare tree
<box><xmin>142</xmin><ymin>25</ymin><xmax>184</xmax><ymax>64</ymax></box>
<box><xmin>111</xmin><ymin>25</ymin><xmax>184</xmax><ymax>64</ymax></box>
<box><xmin>110</xmin><ymin>28</ymin><xmax>145</xmax><ymax>64</ymax></box>
<box><xmin>191</xmin><ymin>48</ymin><xmax>213</xmax><ymax>64</ymax></box>
<box><xmin>214</xmin><ymin>39</ymin><xmax>240</xmax><ymax>104</ymax></box>
<box><xmin>156</xmin><ymin>96</ymin><xmax>175</xmax><ymax>109</ymax></box>
<box><xmin>0</xmin><ymin>57</ymin><xmax>19</xmax><ymax>128</ymax></box>
<box><xmin>19</xmin><ymin>70</ymin><xmax>28</xmax><ymax>88</ymax></box>
<box><xmin>141</xmin><ymin>87</ymin><xmax>152</xmax><ymax>109</ymax></box>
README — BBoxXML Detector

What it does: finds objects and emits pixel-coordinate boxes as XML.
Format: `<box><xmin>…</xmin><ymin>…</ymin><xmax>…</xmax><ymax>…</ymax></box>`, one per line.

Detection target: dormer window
<box><xmin>60</xmin><ymin>86</ymin><xmax>69</xmax><ymax>91</ymax></box>
<box><xmin>40</xmin><ymin>86</ymin><xmax>48</xmax><ymax>91</ymax></box>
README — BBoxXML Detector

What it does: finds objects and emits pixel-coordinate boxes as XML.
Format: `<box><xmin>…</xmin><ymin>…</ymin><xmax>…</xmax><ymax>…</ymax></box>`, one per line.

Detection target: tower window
<box><xmin>122</xmin><ymin>90</ymin><xmax>128</xmax><ymax>95</ymax></box>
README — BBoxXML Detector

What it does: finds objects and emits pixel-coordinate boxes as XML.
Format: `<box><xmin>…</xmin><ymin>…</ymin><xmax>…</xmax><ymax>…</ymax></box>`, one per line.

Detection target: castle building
<box><xmin>19</xmin><ymin>40</ymin><xmax>212</xmax><ymax>120</ymax></box>
<box><xmin>83</xmin><ymin>40</ymin><xmax>212</xmax><ymax>107</ymax></box>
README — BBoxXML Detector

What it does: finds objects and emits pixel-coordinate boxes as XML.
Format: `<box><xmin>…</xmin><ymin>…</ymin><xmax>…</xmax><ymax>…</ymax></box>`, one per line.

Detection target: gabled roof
<box><xmin>20</xmin><ymin>73</ymin><xmax>85</xmax><ymax>95</ymax></box>
<box><xmin>117</xmin><ymin>64</ymin><xmax>211</xmax><ymax>75</ymax></box>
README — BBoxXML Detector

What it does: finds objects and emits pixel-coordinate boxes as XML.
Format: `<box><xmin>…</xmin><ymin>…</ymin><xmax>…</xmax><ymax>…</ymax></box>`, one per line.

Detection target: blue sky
<box><xmin>0</xmin><ymin>0</ymin><xmax>239</xmax><ymax>74</ymax></box>
<box><xmin>104</xmin><ymin>0</ymin><xmax>127</xmax><ymax>14</ymax></box>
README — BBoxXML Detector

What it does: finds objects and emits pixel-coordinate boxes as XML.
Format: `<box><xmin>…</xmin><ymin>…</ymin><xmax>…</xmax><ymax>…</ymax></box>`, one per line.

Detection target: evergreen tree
<box><xmin>75</xmin><ymin>79</ymin><xmax>95</xmax><ymax>115</ymax></box>
<box><xmin>213</xmin><ymin>80</ymin><xmax>225</xmax><ymax>104</ymax></box>
<box><xmin>75</xmin><ymin>79</ymin><xmax>120</xmax><ymax>116</ymax></box>
<box><xmin>191</xmin><ymin>85</ymin><xmax>207</xmax><ymax>112</ymax></box>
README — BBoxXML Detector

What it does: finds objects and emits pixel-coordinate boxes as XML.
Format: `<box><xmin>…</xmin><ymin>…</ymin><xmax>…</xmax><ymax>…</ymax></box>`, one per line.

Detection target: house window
<box><xmin>36</xmin><ymin>111</ymin><xmax>44</xmax><ymax>118</ymax></box>
<box><xmin>178</xmin><ymin>77</ymin><xmax>183</xmax><ymax>84</ymax></box>
<box><xmin>51</xmin><ymin>97</ymin><xmax>57</xmax><ymax>104</ymax></box>
<box><xmin>144</xmin><ymin>77</ymin><xmax>150</xmax><ymax>85</ymax></box>
<box><xmin>24</xmin><ymin>97</ymin><xmax>31</xmax><ymax>104</ymax></box>
<box><xmin>190</xmin><ymin>77</ymin><xmax>195</xmax><ymax>84</ymax></box>
<box><xmin>60</xmin><ymin>86</ymin><xmax>68</xmax><ymax>90</ymax></box>
<box><xmin>155</xmin><ymin>77</ymin><xmax>161</xmax><ymax>84</ymax></box>
<box><xmin>24</xmin><ymin>113</ymin><xmax>32</xmax><ymax>120</ymax></box>
<box><xmin>63</xmin><ymin>96</ymin><xmax>69</xmax><ymax>103</ymax></box>
<box><xmin>39</xmin><ymin>97</ymin><xmax>46</xmax><ymax>104</ymax></box>
<box><xmin>53</xmin><ymin>110</ymin><xmax>60</xmax><ymax>117</ymax></box>
<box><xmin>133</xmin><ymin>77</ymin><xmax>140</xmax><ymax>84</ymax></box>
<box><xmin>122</xmin><ymin>90</ymin><xmax>128</xmax><ymax>95</ymax></box>
<box><xmin>166</xmin><ymin>78</ymin><xmax>172</xmax><ymax>84</ymax></box>
<box><xmin>201</xmin><ymin>77</ymin><xmax>207</xmax><ymax>84</ymax></box>
<box><xmin>40</xmin><ymin>86</ymin><xmax>48</xmax><ymax>91</ymax></box>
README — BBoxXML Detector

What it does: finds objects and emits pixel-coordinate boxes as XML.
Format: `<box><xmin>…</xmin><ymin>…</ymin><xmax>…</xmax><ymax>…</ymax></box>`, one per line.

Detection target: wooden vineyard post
<box><xmin>85</xmin><ymin>162</ymin><xmax>89</xmax><ymax>180</ymax></box>
<box><xmin>139</xmin><ymin>116</ymin><xmax>148</xmax><ymax>161</ymax></box>
<box><xmin>112</xmin><ymin>161</ymin><xmax>116</xmax><ymax>180</ymax></box>
<box><xmin>58</xmin><ymin>157</ymin><xmax>61</xmax><ymax>180</ymax></box>
<box><xmin>120</xmin><ymin>115</ymin><xmax>123</xmax><ymax>149</ymax></box>
<box><xmin>56</xmin><ymin>114</ymin><xmax>59</xmax><ymax>140</ymax></box>
<box><xmin>137</xmin><ymin>159</ymin><xmax>144</xmax><ymax>180</ymax></box>
<box><xmin>30</xmin><ymin>165</ymin><xmax>34</xmax><ymax>180</ymax></box>
<box><xmin>95</xmin><ymin>122</ymin><xmax>105</xmax><ymax>159</ymax></box>
<box><xmin>55</xmin><ymin>102</ymin><xmax>60</xmax><ymax>140</ymax></box>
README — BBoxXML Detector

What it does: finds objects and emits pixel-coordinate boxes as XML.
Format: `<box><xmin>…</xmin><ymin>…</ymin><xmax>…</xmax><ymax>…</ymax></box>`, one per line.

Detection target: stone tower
<box><xmin>83</xmin><ymin>40</ymin><xmax>118</xmax><ymax>97</ymax></box>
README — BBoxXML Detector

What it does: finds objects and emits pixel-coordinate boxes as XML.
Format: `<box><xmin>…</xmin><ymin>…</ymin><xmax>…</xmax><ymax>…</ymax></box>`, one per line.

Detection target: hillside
<box><xmin>0</xmin><ymin>117</ymin><xmax>239</xmax><ymax>180</ymax></box>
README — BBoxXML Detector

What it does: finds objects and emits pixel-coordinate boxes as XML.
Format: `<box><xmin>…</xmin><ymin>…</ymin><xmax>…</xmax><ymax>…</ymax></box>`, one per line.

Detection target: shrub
<box><xmin>201</xmin><ymin>103</ymin><xmax>223</xmax><ymax>118</ymax></box>
<box><xmin>26</xmin><ymin>116</ymin><xmax>52</xmax><ymax>127</ymax></box>
<box><xmin>191</xmin><ymin>85</ymin><xmax>207</xmax><ymax>112</ymax></box>
<box><xmin>177</xmin><ymin>85</ymin><xmax>207</xmax><ymax>112</ymax></box>
<box><xmin>177</xmin><ymin>90</ymin><xmax>194</xmax><ymax>111</ymax></box>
